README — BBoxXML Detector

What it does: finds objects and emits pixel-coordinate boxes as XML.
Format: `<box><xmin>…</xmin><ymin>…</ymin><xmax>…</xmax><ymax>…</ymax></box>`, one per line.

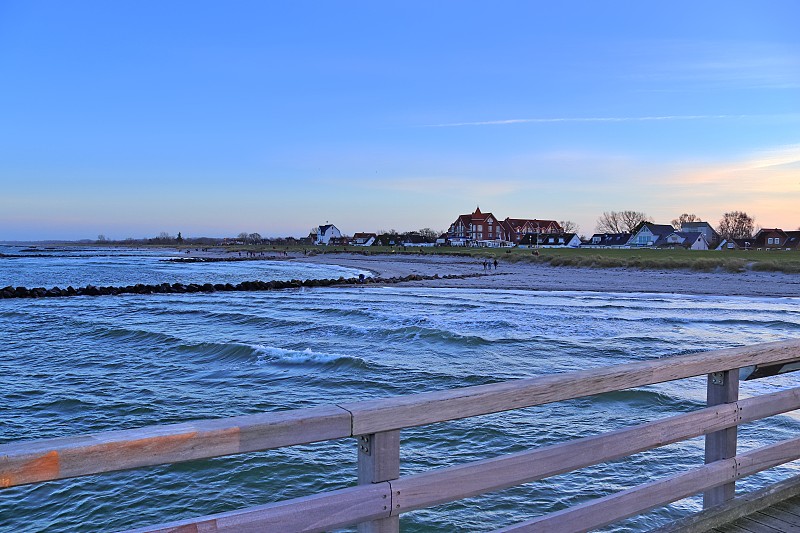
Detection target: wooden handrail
<box><xmin>3</xmin><ymin>339</ymin><xmax>800</xmax><ymax>532</ymax></box>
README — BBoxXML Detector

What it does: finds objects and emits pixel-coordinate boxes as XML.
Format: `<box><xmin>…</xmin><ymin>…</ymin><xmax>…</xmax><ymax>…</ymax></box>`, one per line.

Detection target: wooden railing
<box><xmin>3</xmin><ymin>339</ymin><xmax>800</xmax><ymax>532</ymax></box>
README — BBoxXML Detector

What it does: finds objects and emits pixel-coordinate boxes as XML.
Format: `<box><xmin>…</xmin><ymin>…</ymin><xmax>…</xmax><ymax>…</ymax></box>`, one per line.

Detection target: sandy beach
<box><xmin>294</xmin><ymin>252</ymin><xmax>800</xmax><ymax>298</ymax></box>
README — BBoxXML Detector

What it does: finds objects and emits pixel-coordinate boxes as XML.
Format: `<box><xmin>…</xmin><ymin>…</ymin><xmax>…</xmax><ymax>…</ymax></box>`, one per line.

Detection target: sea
<box><xmin>1</xmin><ymin>245</ymin><xmax>800</xmax><ymax>532</ymax></box>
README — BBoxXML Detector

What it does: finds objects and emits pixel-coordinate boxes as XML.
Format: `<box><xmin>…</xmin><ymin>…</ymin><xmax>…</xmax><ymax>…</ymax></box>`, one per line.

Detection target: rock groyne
<box><xmin>0</xmin><ymin>272</ymin><xmax>491</xmax><ymax>299</ymax></box>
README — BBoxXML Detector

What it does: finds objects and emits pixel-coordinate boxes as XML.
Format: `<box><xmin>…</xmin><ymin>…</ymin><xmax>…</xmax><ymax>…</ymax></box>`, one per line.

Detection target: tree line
<box><xmin>595</xmin><ymin>210</ymin><xmax>758</xmax><ymax>241</ymax></box>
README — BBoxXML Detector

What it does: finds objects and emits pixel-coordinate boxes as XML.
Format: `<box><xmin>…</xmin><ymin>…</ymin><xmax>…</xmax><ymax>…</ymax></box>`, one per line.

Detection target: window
<box><xmin>768</xmin><ymin>238</ymin><xmax>774</xmax><ymax>244</ymax></box>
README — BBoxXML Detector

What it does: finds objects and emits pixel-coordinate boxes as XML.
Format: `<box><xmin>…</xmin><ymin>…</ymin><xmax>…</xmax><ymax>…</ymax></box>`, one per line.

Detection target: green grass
<box><xmin>292</xmin><ymin>245</ymin><xmax>800</xmax><ymax>274</ymax></box>
<box><xmin>48</xmin><ymin>242</ymin><xmax>800</xmax><ymax>274</ymax></box>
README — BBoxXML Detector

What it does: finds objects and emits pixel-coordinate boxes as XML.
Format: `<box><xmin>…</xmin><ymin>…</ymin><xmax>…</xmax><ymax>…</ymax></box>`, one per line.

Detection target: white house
<box><xmin>315</xmin><ymin>224</ymin><xmax>341</xmax><ymax>245</ymax></box>
<box><xmin>663</xmin><ymin>232</ymin><xmax>709</xmax><ymax>250</ymax></box>
<box><xmin>351</xmin><ymin>233</ymin><xmax>377</xmax><ymax>246</ymax></box>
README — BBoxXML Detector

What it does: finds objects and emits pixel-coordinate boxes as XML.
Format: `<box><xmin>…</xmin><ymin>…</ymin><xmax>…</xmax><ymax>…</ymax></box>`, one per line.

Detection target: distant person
<box><xmin>493</xmin><ymin>259</ymin><xmax>498</xmax><ymax>270</ymax></box>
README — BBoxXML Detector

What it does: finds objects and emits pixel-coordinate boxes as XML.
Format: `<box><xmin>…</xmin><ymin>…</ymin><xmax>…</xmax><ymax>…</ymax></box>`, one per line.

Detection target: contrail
<box><xmin>425</xmin><ymin>114</ymin><xmax>758</xmax><ymax>127</ymax></box>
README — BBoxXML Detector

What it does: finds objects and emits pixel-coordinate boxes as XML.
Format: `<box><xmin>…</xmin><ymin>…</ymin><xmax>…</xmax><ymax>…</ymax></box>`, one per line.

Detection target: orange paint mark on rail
<box><xmin>1</xmin><ymin>450</ymin><xmax>59</xmax><ymax>488</ymax></box>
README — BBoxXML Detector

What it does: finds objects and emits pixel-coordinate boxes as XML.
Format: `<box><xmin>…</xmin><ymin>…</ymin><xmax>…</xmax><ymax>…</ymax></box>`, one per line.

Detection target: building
<box><xmin>661</xmin><ymin>232</ymin><xmax>709</xmax><ymax>250</ymax></box>
<box><xmin>500</xmin><ymin>218</ymin><xmax>562</xmax><ymax>244</ymax></box>
<box><xmin>680</xmin><ymin>222</ymin><xmax>721</xmax><ymax>248</ymax></box>
<box><xmin>519</xmin><ymin>233</ymin><xmax>582</xmax><ymax>248</ymax></box>
<box><xmin>627</xmin><ymin>223</ymin><xmax>676</xmax><ymax>247</ymax></box>
<box><xmin>313</xmin><ymin>224</ymin><xmax>342</xmax><ymax>245</ymax></box>
<box><xmin>448</xmin><ymin>207</ymin><xmax>503</xmax><ymax>245</ymax></box>
<box><xmin>583</xmin><ymin>233</ymin><xmax>632</xmax><ymax>248</ymax></box>
<box><xmin>351</xmin><ymin>233</ymin><xmax>377</xmax><ymax>246</ymax></box>
<box><xmin>753</xmin><ymin>228</ymin><xmax>789</xmax><ymax>250</ymax></box>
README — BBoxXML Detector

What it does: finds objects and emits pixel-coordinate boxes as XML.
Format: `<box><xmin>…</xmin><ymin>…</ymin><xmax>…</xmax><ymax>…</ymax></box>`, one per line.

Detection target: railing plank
<box><xmin>494</xmin><ymin>436</ymin><xmax>800</xmax><ymax>533</ymax></box>
<box><xmin>388</xmin><ymin>388</ymin><xmax>800</xmax><ymax>513</ymax></box>
<box><xmin>343</xmin><ymin>340</ymin><xmax>800</xmax><ymax>434</ymax></box>
<box><xmin>0</xmin><ymin>405</ymin><xmax>351</xmax><ymax>489</ymax></box>
<box><xmin>125</xmin><ymin>482</ymin><xmax>392</xmax><ymax>533</ymax></box>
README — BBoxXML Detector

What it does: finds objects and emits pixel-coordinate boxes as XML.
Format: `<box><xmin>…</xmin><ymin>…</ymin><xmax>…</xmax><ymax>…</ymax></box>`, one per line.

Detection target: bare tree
<box><xmin>671</xmin><ymin>213</ymin><xmax>701</xmax><ymax>230</ymax></box>
<box><xmin>596</xmin><ymin>211</ymin><xmax>651</xmax><ymax>233</ymax></box>
<box><xmin>417</xmin><ymin>228</ymin><xmax>442</xmax><ymax>240</ymax></box>
<box><xmin>717</xmin><ymin>211</ymin><xmax>755</xmax><ymax>240</ymax></box>
<box><xmin>157</xmin><ymin>231</ymin><xmax>175</xmax><ymax>241</ymax></box>
<box><xmin>97</xmin><ymin>234</ymin><xmax>108</xmax><ymax>242</ymax></box>
<box><xmin>559</xmin><ymin>220</ymin><xmax>579</xmax><ymax>234</ymax></box>
<box><xmin>248</xmin><ymin>232</ymin><xmax>262</xmax><ymax>244</ymax></box>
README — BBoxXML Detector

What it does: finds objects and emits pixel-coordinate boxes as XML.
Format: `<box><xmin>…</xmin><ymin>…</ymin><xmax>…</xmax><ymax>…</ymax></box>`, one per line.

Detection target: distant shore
<box><xmin>295</xmin><ymin>252</ymin><xmax>800</xmax><ymax>298</ymax></box>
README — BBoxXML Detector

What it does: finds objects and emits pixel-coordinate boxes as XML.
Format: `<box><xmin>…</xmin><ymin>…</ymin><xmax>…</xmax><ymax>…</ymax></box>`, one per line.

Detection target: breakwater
<box><xmin>0</xmin><ymin>272</ymin><xmax>493</xmax><ymax>299</ymax></box>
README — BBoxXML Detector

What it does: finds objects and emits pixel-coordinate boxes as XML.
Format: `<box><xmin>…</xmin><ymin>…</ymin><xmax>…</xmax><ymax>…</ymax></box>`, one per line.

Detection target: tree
<box><xmin>595</xmin><ymin>211</ymin><xmax>651</xmax><ymax>233</ymax></box>
<box><xmin>417</xmin><ymin>228</ymin><xmax>442</xmax><ymax>240</ymax></box>
<box><xmin>97</xmin><ymin>234</ymin><xmax>108</xmax><ymax>242</ymax></box>
<box><xmin>157</xmin><ymin>231</ymin><xmax>175</xmax><ymax>241</ymax></box>
<box><xmin>248</xmin><ymin>232</ymin><xmax>262</xmax><ymax>244</ymax></box>
<box><xmin>559</xmin><ymin>220</ymin><xmax>579</xmax><ymax>234</ymax></box>
<box><xmin>671</xmin><ymin>213</ymin><xmax>701</xmax><ymax>230</ymax></box>
<box><xmin>717</xmin><ymin>211</ymin><xmax>755</xmax><ymax>241</ymax></box>
<box><xmin>176</xmin><ymin>232</ymin><xmax>184</xmax><ymax>243</ymax></box>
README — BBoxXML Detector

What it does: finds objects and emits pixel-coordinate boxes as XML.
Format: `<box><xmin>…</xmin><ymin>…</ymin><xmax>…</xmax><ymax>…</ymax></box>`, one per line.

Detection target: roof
<box><xmin>640</xmin><ymin>223</ymin><xmax>675</xmax><ymax>236</ymax></box>
<box><xmin>587</xmin><ymin>233</ymin><xmax>632</xmax><ymax>246</ymax></box>
<box><xmin>784</xmin><ymin>231</ymin><xmax>800</xmax><ymax>249</ymax></box>
<box><xmin>504</xmin><ymin>218</ymin><xmax>560</xmax><ymax>229</ymax></box>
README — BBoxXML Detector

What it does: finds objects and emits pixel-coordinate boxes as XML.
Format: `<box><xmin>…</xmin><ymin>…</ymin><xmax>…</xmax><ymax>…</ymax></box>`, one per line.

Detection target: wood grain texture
<box><xmin>0</xmin><ymin>405</ymin><xmax>351</xmax><ymax>488</ymax></box>
<box><xmin>653</xmin><ymin>474</ymin><xmax>800</xmax><ymax>532</ymax></box>
<box><xmin>388</xmin><ymin>387</ymin><xmax>800</xmax><ymax>513</ymax></box>
<box><xmin>125</xmin><ymin>483</ymin><xmax>392</xmax><ymax>533</ymax></box>
<box><xmin>342</xmin><ymin>339</ymin><xmax>800</xmax><ymax>434</ymax></box>
<box><xmin>494</xmin><ymin>436</ymin><xmax>800</xmax><ymax>533</ymax></box>
<box><xmin>357</xmin><ymin>431</ymin><xmax>400</xmax><ymax>533</ymax></box>
<box><xmin>705</xmin><ymin>369</ymin><xmax>740</xmax><ymax>507</ymax></box>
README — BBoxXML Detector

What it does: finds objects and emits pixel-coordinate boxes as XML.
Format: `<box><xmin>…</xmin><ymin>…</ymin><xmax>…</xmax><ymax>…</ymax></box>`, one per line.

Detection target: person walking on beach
<box><xmin>493</xmin><ymin>259</ymin><xmax>498</xmax><ymax>270</ymax></box>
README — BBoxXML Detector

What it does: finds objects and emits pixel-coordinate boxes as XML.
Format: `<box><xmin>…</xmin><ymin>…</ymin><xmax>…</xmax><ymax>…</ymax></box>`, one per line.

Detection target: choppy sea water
<box><xmin>1</xmin><ymin>246</ymin><xmax>800</xmax><ymax>532</ymax></box>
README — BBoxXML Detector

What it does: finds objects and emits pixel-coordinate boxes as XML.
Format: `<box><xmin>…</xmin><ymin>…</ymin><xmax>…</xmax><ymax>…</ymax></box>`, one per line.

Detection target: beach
<box><xmin>294</xmin><ymin>252</ymin><xmax>800</xmax><ymax>298</ymax></box>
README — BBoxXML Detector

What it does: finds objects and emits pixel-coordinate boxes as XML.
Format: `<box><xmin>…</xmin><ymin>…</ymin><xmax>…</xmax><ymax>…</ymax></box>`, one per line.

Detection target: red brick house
<box><xmin>753</xmin><ymin>228</ymin><xmax>789</xmax><ymax>250</ymax></box>
<box><xmin>500</xmin><ymin>218</ymin><xmax>562</xmax><ymax>244</ymax></box>
<box><xmin>448</xmin><ymin>207</ymin><xmax>503</xmax><ymax>245</ymax></box>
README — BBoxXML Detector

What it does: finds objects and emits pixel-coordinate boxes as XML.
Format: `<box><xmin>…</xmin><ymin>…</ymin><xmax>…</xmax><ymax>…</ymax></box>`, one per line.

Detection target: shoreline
<box><xmin>295</xmin><ymin>252</ymin><xmax>800</xmax><ymax>298</ymax></box>
<box><xmin>4</xmin><ymin>245</ymin><xmax>800</xmax><ymax>299</ymax></box>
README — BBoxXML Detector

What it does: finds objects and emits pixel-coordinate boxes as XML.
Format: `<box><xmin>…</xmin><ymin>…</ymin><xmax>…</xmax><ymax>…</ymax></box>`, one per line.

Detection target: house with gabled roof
<box><xmin>351</xmin><ymin>233</ymin><xmax>377</xmax><ymax>246</ymax></box>
<box><xmin>627</xmin><ymin>223</ymin><xmax>675</xmax><ymax>247</ymax></box>
<box><xmin>314</xmin><ymin>224</ymin><xmax>342</xmax><ymax>245</ymax></box>
<box><xmin>661</xmin><ymin>231</ymin><xmax>709</xmax><ymax>250</ymax></box>
<box><xmin>500</xmin><ymin>218</ymin><xmax>562</xmax><ymax>244</ymax></box>
<box><xmin>680</xmin><ymin>222</ymin><xmax>721</xmax><ymax>248</ymax></box>
<box><xmin>753</xmin><ymin>228</ymin><xmax>789</xmax><ymax>250</ymax></box>
<box><xmin>448</xmin><ymin>207</ymin><xmax>503</xmax><ymax>245</ymax></box>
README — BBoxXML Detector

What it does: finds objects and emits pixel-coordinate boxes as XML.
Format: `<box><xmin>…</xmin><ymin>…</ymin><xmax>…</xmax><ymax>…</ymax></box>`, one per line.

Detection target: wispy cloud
<box><xmin>426</xmin><ymin>114</ymin><xmax>760</xmax><ymax>127</ymax></box>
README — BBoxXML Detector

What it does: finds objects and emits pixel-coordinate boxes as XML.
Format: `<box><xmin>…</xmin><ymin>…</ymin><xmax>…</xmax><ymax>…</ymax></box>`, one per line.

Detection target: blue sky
<box><xmin>1</xmin><ymin>1</ymin><xmax>798</xmax><ymax>240</ymax></box>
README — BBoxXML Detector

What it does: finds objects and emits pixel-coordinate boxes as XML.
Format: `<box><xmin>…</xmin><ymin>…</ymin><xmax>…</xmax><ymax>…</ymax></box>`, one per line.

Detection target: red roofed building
<box><xmin>448</xmin><ymin>207</ymin><xmax>503</xmax><ymax>245</ymax></box>
<box><xmin>500</xmin><ymin>218</ymin><xmax>562</xmax><ymax>244</ymax></box>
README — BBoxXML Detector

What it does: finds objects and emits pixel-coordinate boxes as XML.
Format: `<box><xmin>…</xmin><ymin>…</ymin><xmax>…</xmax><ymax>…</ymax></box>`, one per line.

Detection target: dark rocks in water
<box><xmin>1</xmin><ymin>270</ymin><xmax>487</xmax><ymax>299</ymax></box>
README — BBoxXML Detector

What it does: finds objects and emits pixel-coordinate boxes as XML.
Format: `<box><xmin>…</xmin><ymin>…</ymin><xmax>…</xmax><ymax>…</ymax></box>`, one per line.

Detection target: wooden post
<box><xmin>703</xmin><ymin>369</ymin><xmax>739</xmax><ymax>508</ymax></box>
<box><xmin>357</xmin><ymin>430</ymin><xmax>400</xmax><ymax>533</ymax></box>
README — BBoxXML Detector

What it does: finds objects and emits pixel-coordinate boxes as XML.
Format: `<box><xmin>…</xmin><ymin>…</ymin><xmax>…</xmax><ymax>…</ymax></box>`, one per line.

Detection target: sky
<box><xmin>1</xmin><ymin>1</ymin><xmax>799</xmax><ymax>240</ymax></box>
